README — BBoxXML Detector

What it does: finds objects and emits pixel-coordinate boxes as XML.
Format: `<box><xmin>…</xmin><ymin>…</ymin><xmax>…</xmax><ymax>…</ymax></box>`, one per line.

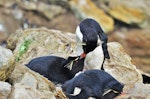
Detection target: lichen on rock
<box><xmin>0</xmin><ymin>46</ymin><xmax>15</xmax><ymax>81</ymax></box>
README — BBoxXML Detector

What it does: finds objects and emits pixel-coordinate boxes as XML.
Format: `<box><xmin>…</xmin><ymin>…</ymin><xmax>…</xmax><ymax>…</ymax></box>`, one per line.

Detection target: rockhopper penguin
<box><xmin>75</xmin><ymin>18</ymin><xmax>110</xmax><ymax>69</ymax></box>
<box><xmin>25</xmin><ymin>56</ymin><xmax>85</xmax><ymax>84</ymax></box>
<box><xmin>62</xmin><ymin>70</ymin><xmax>124</xmax><ymax>99</ymax></box>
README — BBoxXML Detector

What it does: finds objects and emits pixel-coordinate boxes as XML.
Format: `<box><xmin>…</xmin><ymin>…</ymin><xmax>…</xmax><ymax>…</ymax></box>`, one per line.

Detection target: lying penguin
<box><xmin>62</xmin><ymin>70</ymin><xmax>124</xmax><ymax>99</ymax></box>
<box><xmin>25</xmin><ymin>55</ymin><xmax>85</xmax><ymax>84</ymax></box>
<box><xmin>75</xmin><ymin>18</ymin><xmax>110</xmax><ymax>61</ymax></box>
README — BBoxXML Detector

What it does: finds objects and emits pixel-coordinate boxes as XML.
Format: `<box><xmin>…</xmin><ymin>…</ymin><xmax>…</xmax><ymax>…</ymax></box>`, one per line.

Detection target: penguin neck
<box><xmin>84</xmin><ymin>45</ymin><xmax>104</xmax><ymax>70</ymax></box>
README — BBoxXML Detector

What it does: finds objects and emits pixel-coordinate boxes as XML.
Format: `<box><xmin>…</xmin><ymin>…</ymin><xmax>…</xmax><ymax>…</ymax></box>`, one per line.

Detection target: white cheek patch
<box><xmin>76</xmin><ymin>26</ymin><xmax>83</xmax><ymax>42</ymax></box>
<box><xmin>70</xmin><ymin>87</ymin><xmax>82</xmax><ymax>96</ymax></box>
<box><xmin>76</xmin><ymin>26</ymin><xmax>84</xmax><ymax>56</ymax></box>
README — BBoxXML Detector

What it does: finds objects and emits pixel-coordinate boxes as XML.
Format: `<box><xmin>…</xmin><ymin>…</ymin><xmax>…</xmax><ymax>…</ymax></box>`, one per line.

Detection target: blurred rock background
<box><xmin>0</xmin><ymin>0</ymin><xmax>149</xmax><ymax>74</ymax></box>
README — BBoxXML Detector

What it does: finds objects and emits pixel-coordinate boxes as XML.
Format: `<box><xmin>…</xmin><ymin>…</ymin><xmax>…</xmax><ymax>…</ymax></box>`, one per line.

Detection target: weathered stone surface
<box><xmin>0</xmin><ymin>0</ymin><xmax>79</xmax><ymax>44</ymax></box>
<box><xmin>116</xmin><ymin>82</ymin><xmax>150</xmax><ymax>99</ymax></box>
<box><xmin>0</xmin><ymin>7</ymin><xmax>20</xmax><ymax>43</ymax></box>
<box><xmin>37</xmin><ymin>2</ymin><xmax>66</xmax><ymax>20</ymax></box>
<box><xmin>69</xmin><ymin>0</ymin><xmax>114</xmax><ymax>33</ymax></box>
<box><xmin>0</xmin><ymin>46</ymin><xmax>15</xmax><ymax>81</ymax></box>
<box><xmin>17</xmin><ymin>1</ymin><xmax>66</xmax><ymax>20</ymax></box>
<box><xmin>0</xmin><ymin>0</ymin><xmax>15</xmax><ymax>7</ymax></box>
<box><xmin>98</xmin><ymin>0</ymin><xmax>150</xmax><ymax>28</ymax></box>
<box><xmin>104</xmin><ymin>42</ymin><xmax>143</xmax><ymax>84</ymax></box>
<box><xmin>10</xmin><ymin>83</ymin><xmax>42</xmax><ymax>99</ymax></box>
<box><xmin>9</xmin><ymin>63</ymin><xmax>67</xmax><ymax>99</ymax></box>
<box><xmin>7</xmin><ymin>28</ymin><xmax>76</xmax><ymax>65</ymax></box>
<box><xmin>0</xmin><ymin>81</ymin><xmax>11</xmax><ymax>99</ymax></box>
<box><xmin>109</xmin><ymin>28</ymin><xmax>150</xmax><ymax>73</ymax></box>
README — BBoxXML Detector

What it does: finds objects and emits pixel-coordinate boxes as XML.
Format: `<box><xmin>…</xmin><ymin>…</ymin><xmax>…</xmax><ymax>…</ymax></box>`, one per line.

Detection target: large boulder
<box><xmin>7</xmin><ymin>28</ymin><xmax>76</xmax><ymax>65</ymax></box>
<box><xmin>104</xmin><ymin>42</ymin><xmax>143</xmax><ymax>84</ymax></box>
<box><xmin>9</xmin><ymin>63</ymin><xmax>67</xmax><ymax>99</ymax></box>
<box><xmin>0</xmin><ymin>46</ymin><xmax>15</xmax><ymax>81</ymax></box>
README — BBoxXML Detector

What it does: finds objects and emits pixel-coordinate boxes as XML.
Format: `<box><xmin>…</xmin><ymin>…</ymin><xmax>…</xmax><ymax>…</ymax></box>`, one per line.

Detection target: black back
<box><xmin>26</xmin><ymin>56</ymin><xmax>84</xmax><ymax>84</ymax></box>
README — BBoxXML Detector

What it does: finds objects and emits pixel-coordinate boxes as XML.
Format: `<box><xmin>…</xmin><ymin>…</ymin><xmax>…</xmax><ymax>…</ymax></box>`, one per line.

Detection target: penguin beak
<box><xmin>80</xmin><ymin>53</ymin><xmax>86</xmax><ymax>58</ymax></box>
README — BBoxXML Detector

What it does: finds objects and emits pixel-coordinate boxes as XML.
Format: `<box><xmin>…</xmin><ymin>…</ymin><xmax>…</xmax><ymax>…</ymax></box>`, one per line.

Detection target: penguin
<box><xmin>62</xmin><ymin>70</ymin><xmax>124</xmax><ymax>99</ymax></box>
<box><xmin>75</xmin><ymin>18</ymin><xmax>110</xmax><ymax>62</ymax></box>
<box><xmin>25</xmin><ymin>55</ymin><xmax>85</xmax><ymax>84</ymax></box>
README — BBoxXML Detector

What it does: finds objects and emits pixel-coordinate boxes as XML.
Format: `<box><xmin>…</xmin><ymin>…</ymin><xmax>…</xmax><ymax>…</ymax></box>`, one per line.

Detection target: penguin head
<box><xmin>82</xmin><ymin>29</ymin><xmax>98</xmax><ymax>54</ymax></box>
<box><xmin>103</xmin><ymin>80</ymin><xmax>124</xmax><ymax>98</ymax></box>
<box><xmin>76</xmin><ymin>26</ymin><xmax>98</xmax><ymax>57</ymax></box>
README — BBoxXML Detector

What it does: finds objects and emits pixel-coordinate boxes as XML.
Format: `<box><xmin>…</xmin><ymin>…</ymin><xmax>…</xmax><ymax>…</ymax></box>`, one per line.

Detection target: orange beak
<box><xmin>80</xmin><ymin>53</ymin><xmax>86</xmax><ymax>58</ymax></box>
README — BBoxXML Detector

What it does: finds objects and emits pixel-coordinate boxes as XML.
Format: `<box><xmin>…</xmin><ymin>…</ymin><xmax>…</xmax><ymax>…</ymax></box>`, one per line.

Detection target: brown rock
<box><xmin>108</xmin><ymin>5</ymin><xmax>145</xmax><ymax>24</ymax></box>
<box><xmin>69</xmin><ymin>0</ymin><xmax>114</xmax><ymax>33</ymax></box>
<box><xmin>98</xmin><ymin>0</ymin><xmax>150</xmax><ymax>28</ymax></box>
<box><xmin>0</xmin><ymin>0</ymin><xmax>15</xmax><ymax>7</ymax></box>
<box><xmin>17</xmin><ymin>1</ymin><xmax>66</xmax><ymax>20</ymax></box>
<box><xmin>109</xmin><ymin>28</ymin><xmax>150</xmax><ymax>73</ymax></box>
<box><xmin>104</xmin><ymin>42</ymin><xmax>143</xmax><ymax>84</ymax></box>
<box><xmin>9</xmin><ymin>63</ymin><xmax>67</xmax><ymax>99</ymax></box>
<box><xmin>7</xmin><ymin>28</ymin><xmax>76</xmax><ymax>66</ymax></box>
<box><xmin>0</xmin><ymin>46</ymin><xmax>15</xmax><ymax>81</ymax></box>
<box><xmin>37</xmin><ymin>2</ymin><xmax>66</xmax><ymax>20</ymax></box>
<box><xmin>0</xmin><ymin>7</ymin><xmax>20</xmax><ymax>43</ymax></box>
<box><xmin>116</xmin><ymin>83</ymin><xmax>150</xmax><ymax>99</ymax></box>
<box><xmin>0</xmin><ymin>81</ymin><xmax>11</xmax><ymax>99</ymax></box>
<box><xmin>10</xmin><ymin>83</ymin><xmax>43</xmax><ymax>99</ymax></box>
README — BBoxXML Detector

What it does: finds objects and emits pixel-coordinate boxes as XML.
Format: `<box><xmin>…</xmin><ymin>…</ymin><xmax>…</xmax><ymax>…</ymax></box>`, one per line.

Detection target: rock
<box><xmin>98</xmin><ymin>0</ymin><xmax>150</xmax><ymax>28</ymax></box>
<box><xmin>109</xmin><ymin>28</ymin><xmax>150</xmax><ymax>73</ymax></box>
<box><xmin>116</xmin><ymin>83</ymin><xmax>150</xmax><ymax>99</ymax></box>
<box><xmin>0</xmin><ymin>7</ymin><xmax>20</xmax><ymax>43</ymax></box>
<box><xmin>18</xmin><ymin>1</ymin><xmax>66</xmax><ymax>20</ymax></box>
<box><xmin>7</xmin><ymin>28</ymin><xmax>76</xmax><ymax>65</ymax></box>
<box><xmin>10</xmin><ymin>83</ymin><xmax>42</xmax><ymax>99</ymax></box>
<box><xmin>104</xmin><ymin>42</ymin><xmax>143</xmax><ymax>84</ymax></box>
<box><xmin>37</xmin><ymin>2</ymin><xmax>66</xmax><ymax>20</ymax></box>
<box><xmin>48</xmin><ymin>12</ymin><xmax>80</xmax><ymax>33</ymax></box>
<box><xmin>0</xmin><ymin>0</ymin><xmax>15</xmax><ymax>7</ymax></box>
<box><xmin>9</xmin><ymin>63</ymin><xmax>67</xmax><ymax>99</ymax></box>
<box><xmin>0</xmin><ymin>46</ymin><xmax>15</xmax><ymax>81</ymax></box>
<box><xmin>69</xmin><ymin>0</ymin><xmax>114</xmax><ymax>33</ymax></box>
<box><xmin>0</xmin><ymin>81</ymin><xmax>11</xmax><ymax>99</ymax></box>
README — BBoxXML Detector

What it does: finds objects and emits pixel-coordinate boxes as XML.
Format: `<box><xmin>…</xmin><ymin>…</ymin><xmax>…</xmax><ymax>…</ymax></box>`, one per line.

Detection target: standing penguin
<box><xmin>75</xmin><ymin>18</ymin><xmax>110</xmax><ymax>61</ymax></box>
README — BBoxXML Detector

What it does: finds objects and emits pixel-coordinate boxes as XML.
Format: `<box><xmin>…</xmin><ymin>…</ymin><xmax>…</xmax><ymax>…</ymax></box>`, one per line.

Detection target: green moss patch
<box><xmin>16</xmin><ymin>39</ymin><xmax>32</xmax><ymax>62</ymax></box>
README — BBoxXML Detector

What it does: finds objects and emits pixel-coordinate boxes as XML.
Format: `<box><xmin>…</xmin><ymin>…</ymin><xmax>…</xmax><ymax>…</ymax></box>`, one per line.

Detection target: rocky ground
<box><xmin>0</xmin><ymin>0</ymin><xmax>150</xmax><ymax>99</ymax></box>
